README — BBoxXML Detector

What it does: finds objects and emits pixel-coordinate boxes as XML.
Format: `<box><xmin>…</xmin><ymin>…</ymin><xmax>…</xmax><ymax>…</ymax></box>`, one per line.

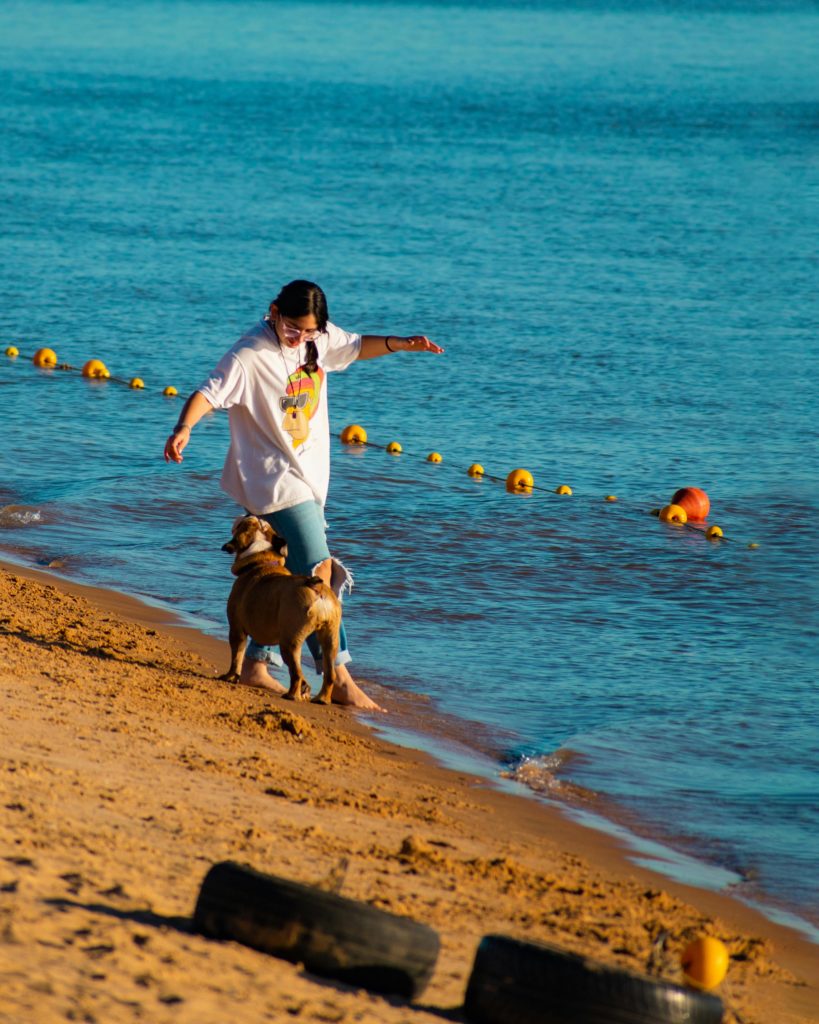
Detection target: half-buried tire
<box><xmin>193</xmin><ymin>861</ymin><xmax>440</xmax><ymax>999</ymax></box>
<box><xmin>463</xmin><ymin>934</ymin><xmax>724</xmax><ymax>1024</ymax></box>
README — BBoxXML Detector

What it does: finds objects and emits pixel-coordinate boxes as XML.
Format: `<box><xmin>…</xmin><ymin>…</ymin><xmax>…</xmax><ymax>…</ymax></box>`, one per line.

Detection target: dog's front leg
<box><xmin>280</xmin><ymin>644</ymin><xmax>310</xmax><ymax>702</ymax></box>
<box><xmin>218</xmin><ymin>624</ymin><xmax>247</xmax><ymax>683</ymax></box>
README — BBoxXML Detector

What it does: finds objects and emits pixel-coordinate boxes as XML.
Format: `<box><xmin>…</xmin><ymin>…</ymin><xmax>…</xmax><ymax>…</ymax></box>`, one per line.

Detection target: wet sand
<box><xmin>1</xmin><ymin>561</ymin><xmax>817</xmax><ymax>1024</ymax></box>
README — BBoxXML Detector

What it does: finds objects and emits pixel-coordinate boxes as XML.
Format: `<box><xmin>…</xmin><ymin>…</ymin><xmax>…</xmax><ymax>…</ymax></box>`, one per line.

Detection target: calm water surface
<box><xmin>1</xmin><ymin>0</ymin><xmax>817</xmax><ymax>933</ymax></box>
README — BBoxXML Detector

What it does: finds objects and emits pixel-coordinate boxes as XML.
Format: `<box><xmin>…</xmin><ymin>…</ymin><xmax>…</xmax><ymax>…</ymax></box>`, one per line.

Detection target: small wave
<box><xmin>501</xmin><ymin>750</ymin><xmax>587</xmax><ymax>798</ymax></box>
<box><xmin>0</xmin><ymin>504</ymin><xmax>44</xmax><ymax>527</ymax></box>
<box><xmin>501</xmin><ymin>750</ymin><xmax>600</xmax><ymax>804</ymax></box>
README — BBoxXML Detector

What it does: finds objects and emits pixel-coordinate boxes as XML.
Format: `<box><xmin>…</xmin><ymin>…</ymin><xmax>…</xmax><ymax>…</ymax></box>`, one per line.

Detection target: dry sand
<box><xmin>1</xmin><ymin>562</ymin><xmax>817</xmax><ymax>1024</ymax></box>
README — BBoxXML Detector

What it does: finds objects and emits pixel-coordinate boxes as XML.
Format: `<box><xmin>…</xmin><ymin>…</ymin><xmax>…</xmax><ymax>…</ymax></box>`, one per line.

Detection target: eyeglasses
<box><xmin>279</xmin><ymin>393</ymin><xmax>310</xmax><ymax>412</ymax></box>
<box><xmin>278</xmin><ymin>315</ymin><xmax>320</xmax><ymax>342</ymax></box>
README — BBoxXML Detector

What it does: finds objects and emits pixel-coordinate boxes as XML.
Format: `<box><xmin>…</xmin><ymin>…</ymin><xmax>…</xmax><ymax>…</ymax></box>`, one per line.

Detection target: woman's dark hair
<box><xmin>271</xmin><ymin>280</ymin><xmax>328</xmax><ymax>372</ymax></box>
<box><xmin>273</xmin><ymin>279</ymin><xmax>328</xmax><ymax>329</ymax></box>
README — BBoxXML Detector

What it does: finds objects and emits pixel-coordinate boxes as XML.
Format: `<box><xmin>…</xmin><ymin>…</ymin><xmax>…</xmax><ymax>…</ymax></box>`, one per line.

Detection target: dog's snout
<box><xmin>221</xmin><ymin>541</ymin><xmax>236</xmax><ymax>553</ymax></box>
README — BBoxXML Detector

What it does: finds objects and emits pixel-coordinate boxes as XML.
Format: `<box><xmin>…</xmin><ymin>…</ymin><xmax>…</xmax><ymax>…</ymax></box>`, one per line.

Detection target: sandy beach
<box><xmin>0</xmin><ymin>561</ymin><xmax>817</xmax><ymax>1024</ymax></box>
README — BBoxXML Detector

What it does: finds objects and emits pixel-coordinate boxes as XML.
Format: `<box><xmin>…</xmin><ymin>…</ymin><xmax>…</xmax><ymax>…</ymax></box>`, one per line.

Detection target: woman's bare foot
<box><xmin>238</xmin><ymin>658</ymin><xmax>287</xmax><ymax>695</ymax></box>
<box><xmin>331</xmin><ymin>664</ymin><xmax>386</xmax><ymax>712</ymax></box>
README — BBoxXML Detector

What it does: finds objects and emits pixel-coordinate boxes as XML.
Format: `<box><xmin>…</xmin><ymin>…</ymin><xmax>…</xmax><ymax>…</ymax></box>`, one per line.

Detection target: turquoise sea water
<box><xmin>1</xmin><ymin>0</ymin><xmax>817</xmax><ymax>934</ymax></box>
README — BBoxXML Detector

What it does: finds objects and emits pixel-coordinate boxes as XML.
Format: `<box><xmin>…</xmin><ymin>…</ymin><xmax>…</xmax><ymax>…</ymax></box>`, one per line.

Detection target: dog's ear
<box><xmin>256</xmin><ymin>519</ymin><xmax>284</xmax><ymax>557</ymax></box>
<box><xmin>231</xmin><ymin>515</ymin><xmax>248</xmax><ymax>534</ymax></box>
<box><xmin>270</xmin><ymin>536</ymin><xmax>288</xmax><ymax>559</ymax></box>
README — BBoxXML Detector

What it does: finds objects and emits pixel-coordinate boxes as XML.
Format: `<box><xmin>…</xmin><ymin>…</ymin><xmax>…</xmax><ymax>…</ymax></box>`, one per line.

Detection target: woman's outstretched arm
<box><xmin>357</xmin><ymin>334</ymin><xmax>444</xmax><ymax>361</ymax></box>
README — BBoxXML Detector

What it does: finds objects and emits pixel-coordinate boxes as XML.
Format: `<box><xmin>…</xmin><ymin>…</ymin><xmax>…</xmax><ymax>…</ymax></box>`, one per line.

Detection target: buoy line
<box><xmin>5</xmin><ymin>346</ymin><xmax>181</xmax><ymax>397</ymax></box>
<box><xmin>1</xmin><ymin>349</ymin><xmax>760</xmax><ymax>550</ymax></box>
<box><xmin>339</xmin><ymin>424</ymin><xmax>760</xmax><ymax>549</ymax></box>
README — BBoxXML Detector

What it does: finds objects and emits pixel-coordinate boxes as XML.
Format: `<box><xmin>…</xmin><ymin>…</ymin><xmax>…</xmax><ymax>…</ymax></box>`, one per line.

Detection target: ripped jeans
<box><xmin>245</xmin><ymin>499</ymin><xmax>353</xmax><ymax>673</ymax></box>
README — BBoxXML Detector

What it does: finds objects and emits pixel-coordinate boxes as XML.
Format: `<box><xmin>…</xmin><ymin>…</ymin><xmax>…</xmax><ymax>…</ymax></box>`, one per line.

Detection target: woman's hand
<box><xmin>393</xmin><ymin>335</ymin><xmax>445</xmax><ymax>354</ymax></box>
<box><xmin>163</xmin><ymin>393</ymin><xmax>214</xmax><ymax>463</ymax></box>
<box><xmin>164</xmin><ymin>425</ymin><xmax>191</xmax><ymax>463</ymax></box>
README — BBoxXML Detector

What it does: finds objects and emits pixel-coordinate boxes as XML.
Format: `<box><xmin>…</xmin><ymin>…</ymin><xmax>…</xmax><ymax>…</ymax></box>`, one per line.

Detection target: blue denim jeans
<box><xmin>245</xmin><ymin>500</ymin><xmax>352</xmax><ymax>672</ymax></box>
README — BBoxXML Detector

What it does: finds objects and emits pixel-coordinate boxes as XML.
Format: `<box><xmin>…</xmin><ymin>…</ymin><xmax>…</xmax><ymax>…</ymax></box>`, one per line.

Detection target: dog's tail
<box><xmin>303</xmin><ymin>577</ymin><xmax>340</xmax><ymax>624</ymax></box>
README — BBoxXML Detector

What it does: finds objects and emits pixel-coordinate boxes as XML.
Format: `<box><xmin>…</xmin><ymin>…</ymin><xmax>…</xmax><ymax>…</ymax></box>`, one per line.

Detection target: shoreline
<box><xmin>1</xmin><ymin>556</ymin><xmax>818</xmax><ymax>1022</ymax></box>
<box><xmin>5</xmin><ymin>552</ymin><xmax>816</xmax><ymax>946</ymax></box>
<box><xmin>368</xmin><ymin>716</ymin><xmax>819</xmax><ymax>948</ymax></box>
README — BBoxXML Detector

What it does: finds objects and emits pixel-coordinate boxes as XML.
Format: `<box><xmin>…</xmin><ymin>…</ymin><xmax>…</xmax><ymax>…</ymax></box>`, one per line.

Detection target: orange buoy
<box><xmin>340</xmin><ymin>424</ymin><xmax>367</xmax><ymax>445</ymax></box>
<box><xmin>605</xmin><ymin>495</ymin><xmax>618</xmax><ymax>502</ymax></box>
<box><xmin>659</xmin><ymin>504</ymin><xmax>688</xmax><ymax>524</ymax></box>
<box><xmin>506</xmin><ymin>469</ymin><xmax>534</xmax><ymax>493</ymax></box>
<box><xmin>129</xmin><ymin>377</ymin><xmax>145</xmax><ymax>389</ymax></box>
<box><xmin>681</xmin><ymin>936</ymin><xmax>729</xmax><ymax>990</ymax></box>
<box><xmin>163</xmin><ymin>385</ymin><xmax>178</xmax><ymax>397</ymax></box>
<box><xmin>555</xmin><ymin>484</ymin><xmax>572</xmax><ymax>495</ymax></box>
<box><xmin>82</xmin><ymin>359</ymin><xmax>110</xmax><ymax>379</ymax></box>
<box><xmin>386</xmin><ymin>441</ymin><xmax>402</xmax><ymax>454</ymax></box>
<box><xmin>671</xmin><ymin>487</ymin><xmax>710</xmax><ymax>522</ymax></box>
<box><xmin>467</xmin><ymin>463</ymin><xmax>484</xmax><ymax>478</ymax></box>
<box><xmin>33</xmin><ymin>347</ymin><xmax>58</xmax><ymax>368</ymax></box>
<box><xmin>426</xmin><ymin>452</ymin><xmax>442</xmax><ymax>463</ymax></box>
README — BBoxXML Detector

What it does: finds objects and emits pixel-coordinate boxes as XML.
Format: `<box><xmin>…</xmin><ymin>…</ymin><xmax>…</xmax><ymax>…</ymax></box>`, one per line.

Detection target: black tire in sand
<box><xmin>193</xmin><ymin>860</ymin><xmax>440</xmax><ymax>999</ymax></box>
<box><xmin>463</xmin><ymin>934</ymin><xmax>724</xmax><ymax>1024</ymax></box>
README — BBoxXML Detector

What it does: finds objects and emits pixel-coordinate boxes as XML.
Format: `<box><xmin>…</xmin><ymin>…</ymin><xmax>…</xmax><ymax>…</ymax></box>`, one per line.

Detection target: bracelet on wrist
<box><xmin>174</xmin><ymin>423</ymin><xmax>191</xmax><ymax>433</ymax></box>
<box><xmin>385</xmin><ymin>336</ymin><xmax>399</xmax><ymax>353</ymax></box>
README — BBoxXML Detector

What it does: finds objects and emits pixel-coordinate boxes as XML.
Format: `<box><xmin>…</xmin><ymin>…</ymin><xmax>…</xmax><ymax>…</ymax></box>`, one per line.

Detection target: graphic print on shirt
<box><xmin>280</xmin><ymin>366</ymin><xmax>324</xmax><ymax>448</ymax></box>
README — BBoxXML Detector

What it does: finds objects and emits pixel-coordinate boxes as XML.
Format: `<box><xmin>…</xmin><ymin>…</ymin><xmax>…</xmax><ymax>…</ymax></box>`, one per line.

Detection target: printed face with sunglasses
<box><xmin>280</xmin><ymin>368</ymin><xmax>322</xmax><ymax>448</ymax></box>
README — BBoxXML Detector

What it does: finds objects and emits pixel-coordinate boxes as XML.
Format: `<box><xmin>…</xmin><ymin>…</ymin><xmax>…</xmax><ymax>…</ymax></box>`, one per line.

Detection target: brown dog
<box><xmin>219</xmin><ymin>515</ymin><xmax>341</xmax><ymax>704</ymax></box>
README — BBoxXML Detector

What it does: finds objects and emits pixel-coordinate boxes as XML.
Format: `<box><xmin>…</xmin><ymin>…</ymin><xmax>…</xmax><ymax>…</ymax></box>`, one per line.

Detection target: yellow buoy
<box><xmin>467</xmin><ymin>463</ymin><xmax>484</xmax><ymax>478</ymax></box>
<box><xmin>748</xmin><ymin>542</ymin><xmax>760</xmax><ymax>550</ymax></box>
<box><xmin>340</xmin><ymin>424</ymin><xmax>367</xmax><ymax>444</ymax></box>
<box><xmin>386</xmin><ymin>441</ymin><xmax>402</xmax><ymax>455</ymax></box>
<box><xmin>506</xmin><ymin>469</ymin><xmax>534</xmax><ymax>493</ymax></box>
<box><xmin>5</xmin><ymin>346</ymin><xmax>19</xmax><ymax>358</ymax></box>
<box><xmin>129</xmin><ymin>377</ymin><xmax>145</xmax><ymax>389</ymax></box>
<box><xmin>427</xmin><ymin>452</ymin><xmax>442</xmax><ymax>463</ymax></box>
<box><xmin>659</xmin><ymin>503</ymin><xmax>688</xmax><ymax>524</ymax></box>
<box><xmin>555</xmin><ymin>484</ymin><xmax>572</xmax><ymax>496</ymax></box>
<box><xmin>33</xmin><ymin>347</ymin><xmax>58</xmax><ymax>368</ymax></box>
<box><xmin>681</xmin><ymin>936</ymin><xmax>729</xmax><ymax>991</ymax></box>
<box><xmin>82</xmin><ymin>359</ymin><xmax>110</xmax><ymax>379</ymax></box>
<box><xmin>605</xmin><ymin>495</ymin><xmax>618</xmax><ymax>502</ymax></box>
<box><xmin>163</xmin><ymin>385</ymin><xmax>178</xmax><ymax>397</ymax></box>
<box><xmin>705</xmin><ymin>525</ymin><xmax>723</xmax><ymax>540</ymax></box>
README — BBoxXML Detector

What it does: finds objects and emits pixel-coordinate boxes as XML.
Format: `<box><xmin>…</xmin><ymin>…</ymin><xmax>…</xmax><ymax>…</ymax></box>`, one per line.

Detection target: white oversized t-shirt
<box><xmin>197</xmin><ymin>318</ymin><xmax>361</xmax><ymax>514</ymax></box>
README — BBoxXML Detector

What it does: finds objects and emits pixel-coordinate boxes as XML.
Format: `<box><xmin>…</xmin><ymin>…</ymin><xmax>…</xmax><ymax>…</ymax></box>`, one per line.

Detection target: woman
<box><xmin>164</xmin><ymin>280</ymin><xmax>443</xmax><ymax>710</ymax></box>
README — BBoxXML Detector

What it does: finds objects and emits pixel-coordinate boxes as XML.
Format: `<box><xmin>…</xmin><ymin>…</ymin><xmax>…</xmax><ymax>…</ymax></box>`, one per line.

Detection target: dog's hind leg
<box><xmin>280</xmin><ymin>643</ymin><xmax>310</xmax><ymax>702</ymax></box>
<box><xmin>311</xmin><ymin>623</ymin><xmax>339</xmax><ymax>705</ymax></box>
<box><xmin>219</xmin><ymin>624</ymin><xmax>247</xmax><ymax>683</ymax></box>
